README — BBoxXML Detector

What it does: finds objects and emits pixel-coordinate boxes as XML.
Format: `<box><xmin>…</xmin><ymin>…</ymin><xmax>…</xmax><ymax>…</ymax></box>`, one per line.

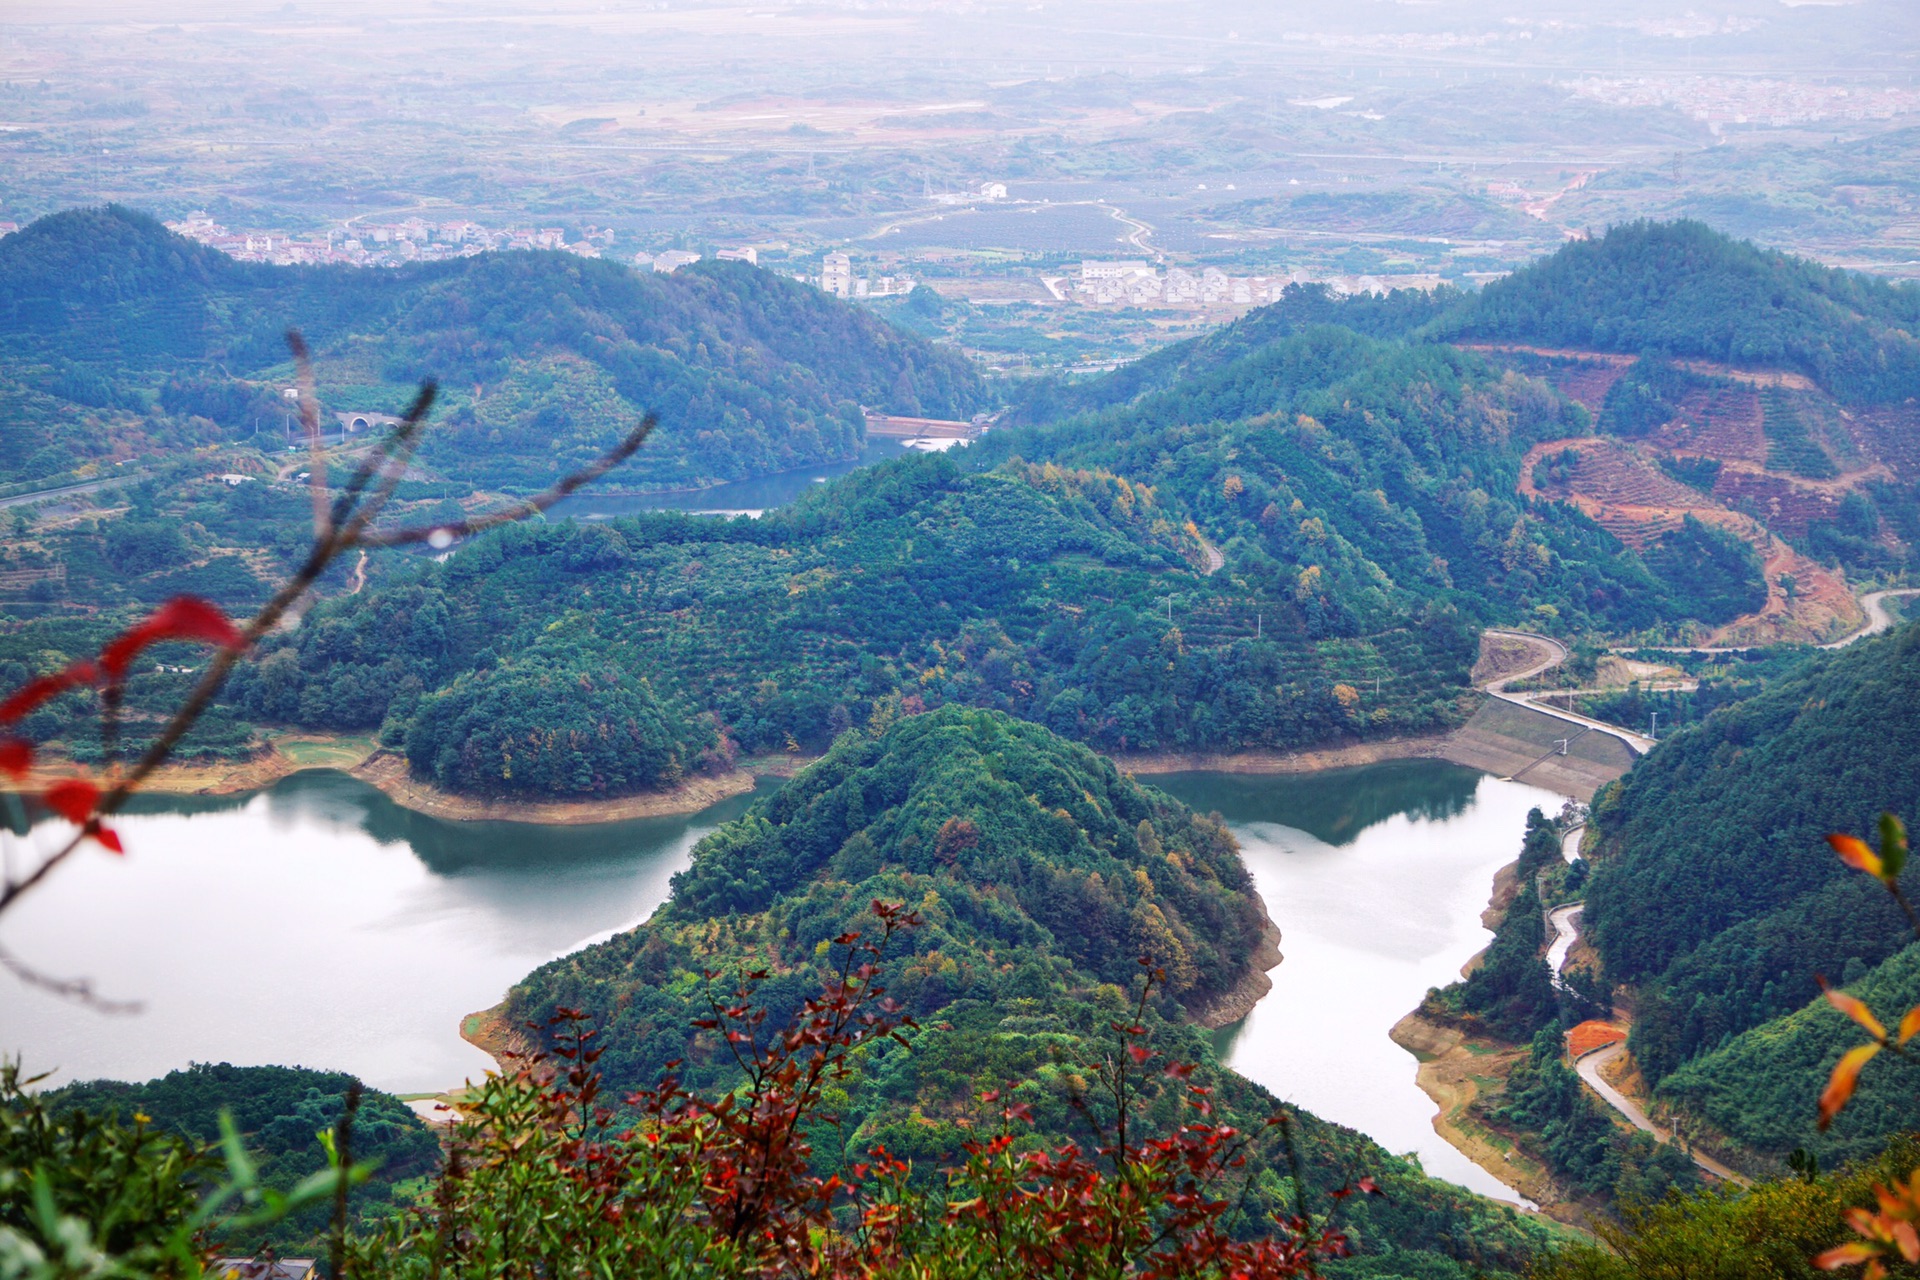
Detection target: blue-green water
<box><xmin>1151</xmin><ymin>763</ymin><xmax>1560</xmax><ymax>1203</ymax></box>
<box><xmin>1</xmin><ymin>771</ymin><xmax>772</xmax><ymax>1093</ymax></box>
<box><xmin>3</xmin><ymin>759</ymin><xmax>1561</xmax><ymax>1204</ymax></box>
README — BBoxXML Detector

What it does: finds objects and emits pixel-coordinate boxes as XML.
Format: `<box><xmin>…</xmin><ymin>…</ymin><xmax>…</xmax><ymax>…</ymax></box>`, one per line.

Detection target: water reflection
<box><xmin>549</xmin><ymin>438</ymin><xmax>914</xmax><ymax>521</ymax></box>
<box><xmin>1147</xmin><ymin>760</ymin><xmax>1482</xmax><ymax>846</ymax></box>
<box><xmin>1155</xmin><ymin>762</ymin><xmax>1559</xmax><ymax>1205</ymax></box>
<box><xmin>0</xmin><ymin>772</ymin><xmax>774</xmax><ymax>1094</ymax></box>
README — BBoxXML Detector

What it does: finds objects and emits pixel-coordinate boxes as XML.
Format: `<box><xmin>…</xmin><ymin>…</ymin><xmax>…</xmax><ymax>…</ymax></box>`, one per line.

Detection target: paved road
<box><xmin>1820</xmin><ymin>589</ymin><xmax>1920</xmax><ymax>649</ymax></box>
<box><xmin>1611</xmin><ymin>588</ymin><xmax>1919</xmax><ymax>656</ymax></box>
<box><xmin>1480</xmin><ymin>629</ymin><xmax>1657</xmax><ymax>755</ymax></box>
<box><xmin>1548</xmin><ymin>899</ymin><xmax>1753</xmax><ymax>1186</ymax></box>
<box><xmin>1546</xmin><ymin>904</ymin><xmax>1583</xmax><ymax>993</ymax></box>
<box><xmin>0</xmin><ymin>475</ymin><xmax>134</xmax><ymax>511</ymax></box>
<box><xmin>1573</xmin><ymin>1042</ymin><xmax>1750</xmax><ymax>1185</ymax></box>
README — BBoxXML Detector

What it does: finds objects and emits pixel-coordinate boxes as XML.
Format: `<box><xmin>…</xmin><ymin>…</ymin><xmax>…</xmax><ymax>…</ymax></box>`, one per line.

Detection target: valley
<box><xmin>3</xmin><ymin>206</ymin><xmax>1920</xmax><ymax>1278</ymax></box>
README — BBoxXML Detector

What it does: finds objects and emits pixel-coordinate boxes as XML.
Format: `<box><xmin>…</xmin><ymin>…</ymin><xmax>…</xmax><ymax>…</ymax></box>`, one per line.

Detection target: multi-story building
<box><xmin>821</xmin><ymin>252</ymin><xmax>853</xmax><ymax>297</ymax></box>
<box><xmin>1079</xmin><ymin>259</ymin><xmax>1153</xmax><ymax>286</ymax></box>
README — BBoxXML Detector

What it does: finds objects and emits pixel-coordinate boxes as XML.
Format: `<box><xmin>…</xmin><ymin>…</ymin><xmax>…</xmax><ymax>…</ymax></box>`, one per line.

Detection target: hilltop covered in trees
<box><xmin>1440</xmin><ymin>219</ymin><xmax>1920</xmax><ymax>404</ymax></box>
<box><xmin>45</xmin><ymin>1063</ymin><xmax>437</xmax><ymax>1251</ymax></box>
<box><xmin>1580</xmin><ymin>621</ymin><xmax>1920</xmax><ymax>1172</ymax></box>
<box><xmin>506</xmin><ymin>706</ymin><xmax>1557</xmax><ymax>1278</ymax></box>
<box><xmin>0</xmin><ymin>206</ymin><xmax>983</xmax><ymax>495</ymax></box>
<box><xmin>229</xmin><ymin>449</ymin><xmax>1475</xmax><ymax>796</ymax></box>
<box><xmin>224</xmin><ymin>324</ymin><xmax>1785</xmax><ymax>801</ymax></box>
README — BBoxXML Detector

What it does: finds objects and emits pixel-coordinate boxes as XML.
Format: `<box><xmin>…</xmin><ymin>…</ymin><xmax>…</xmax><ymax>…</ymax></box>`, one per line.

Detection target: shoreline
<box><xmin>1114</xmin><ymin>734</ymin><xmax>1455</xmax><ymax>778</ymax></box>
<box><xmin>1190</xmin><ymin>890</ymin><xmax>1285</xmax><ymax>1030</ymax></box>
<box><xmin>1390</xmin><ymin>1009</ymin><xmax>1590</xmax><ymax>1228</ymax></box>
<box><xmin>19</xmin><ymin>733</ymin><xmax>780</xmax><ymax>826</ymax></box>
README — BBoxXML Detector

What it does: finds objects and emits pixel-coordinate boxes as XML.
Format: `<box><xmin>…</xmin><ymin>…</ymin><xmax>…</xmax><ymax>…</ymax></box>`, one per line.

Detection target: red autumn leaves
<box><xmin>0</xmin><ymin>595</ymin><xmax>244</xmax><ymax>851</ymax></box>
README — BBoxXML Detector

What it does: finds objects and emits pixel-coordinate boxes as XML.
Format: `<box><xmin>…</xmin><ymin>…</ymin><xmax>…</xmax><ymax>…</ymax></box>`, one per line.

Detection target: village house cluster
<box><xmin>816</xmin><ymin>251</ymin><xmax>915</xmax><ymax>299</ymax></box>
<box><xmin>1568</xmin><ymin>76</ymin><xmax>1920</xmax><ymax>130</ymax></box>
<box><xmin>1072</xmin><ymin>259</ymin><xmax>1433</xmax><ymax>308</ymax></box>
<box><xmin>163</xmin><ymin>212</ymin><xmax>618</xmax><ymax>267</ymax></box>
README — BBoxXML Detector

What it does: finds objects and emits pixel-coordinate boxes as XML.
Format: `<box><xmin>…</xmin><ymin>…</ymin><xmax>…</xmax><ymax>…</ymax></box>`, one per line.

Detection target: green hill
<box><xmin>1577</xmin><ymin>622</ymin><xmax>1920</xmax><ymax>1160</ymax></box>
<box><xmin>1440</xmin><ymin>219</ymin><xmax>1920</xmax><ymax>405</ymax></box>
<box><xmin>47</xmin><ymin>1063</ymin><xmax>438</xmax><ymax>1251</ymax></box>
<box><xmin>231</xmin><ymin>449</ymin><xmax>1475</xmax><ymax>790</ymax></box>
<box><xmin>506</xmin><ymin>706</ymin><xmax>1556</xmax><ymax>1278</ymax></box>
<box><xmin>0</xmin><ymin>205</ymin><xmax>984</xmax><ymax>494</ymax></box>
<box><xmin>1660</xmin><ymin>945</ymin><xmax>1920</xmax><ymax>1172</ymax></box>
<box><xmin>984</xmin><ymin>325</ymin><xmax>1748</xmax><ymax>634</ymax></box>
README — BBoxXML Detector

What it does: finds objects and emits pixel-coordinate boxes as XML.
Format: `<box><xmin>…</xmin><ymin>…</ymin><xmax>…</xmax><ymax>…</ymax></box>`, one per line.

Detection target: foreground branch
<box><xmin>0</xmin><ymin>333</ymin><xmax>655</xmax><ymax>925</ymax></box>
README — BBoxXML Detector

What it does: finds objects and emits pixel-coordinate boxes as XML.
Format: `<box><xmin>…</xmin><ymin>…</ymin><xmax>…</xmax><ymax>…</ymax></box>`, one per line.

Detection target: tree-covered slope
<box><xmin>47</xmin><ymin>1063</ymin><xmax>438</xmax><ymax>1249</ymax></box>
<box><xmin>980</xmin><ymin>326</ymin><xmax>1740</xmax><ymax>634</ymax></box>
<box><xmin>223</xmin><ymin>321</ymin><xmax>1787</xmax><ymax>801</ymax></box>
<box><xmin>1578</xmin><ymin>622</ymin><xmax>1920</xmax><ymax>1155</ymax></box>
<box><xmin>0</xmin><ymin>205</ymin><xmax>984</xmax><ymax>493</ymax></box>
<box><xmin>1440</xmin><ymin>219</ymin><xmax>1920</xmax><ymax>404</ymax></box>
<box><xmin>1009</xmin><ymin>283</ymin><xmax>1463</xmax><ymax>424</ymax></box>
<box><xmin>231</xmin><ymin>450</ymin><xmax>1475</xmax><ymax>795</ymax></box>
<box><xmin>506</xmin><ymin>707</ymin><xmax>1556</xmax><ymax>1278</ymax></box>
<box><xmin>1660</xmin><ymin>945</ymin><xmax>1920</xmax><ymax>1172</ymax></box>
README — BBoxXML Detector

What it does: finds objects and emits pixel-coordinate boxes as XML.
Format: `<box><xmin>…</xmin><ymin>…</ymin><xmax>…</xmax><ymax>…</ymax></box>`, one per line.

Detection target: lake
<box><xmin>549</xmin><ymin>437</ymin><xmax>918</xmax><ymax>520</ymax></box>
<box><xmin>1151</xmin><ymin>763</ymin><xmax>1562</xmax><ymax>1203</ymax></box>
<box><xmin>1</xmin><ymin>759</ymin><xmax>1561</xmax><ymax>1204</ymax></box>
<box><xmin>0</xmin><ymin>772</ymin><xmax>773</xmax><ymax>1093</ymax></box>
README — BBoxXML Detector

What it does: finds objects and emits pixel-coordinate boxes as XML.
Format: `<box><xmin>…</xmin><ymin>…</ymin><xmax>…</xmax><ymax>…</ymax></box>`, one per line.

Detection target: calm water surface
<box><xmin>549</xmin><ymin>438</ymin><xmax>917</xmax><ymax>520</ymax></box>
<box><xmin>4</xmin><ymin>759</ymin><xmax>1561</xmax><ymax>1207</ymax></box>
<box><xmin>1152</xmin><ymin>763</ymin><xmax>1562</xmax><ymax>1203</ymax></box>
<box><xmin>0</xmin><ymin>772</ymin><xmax>772</xmax><ymax>1093</ymax></box>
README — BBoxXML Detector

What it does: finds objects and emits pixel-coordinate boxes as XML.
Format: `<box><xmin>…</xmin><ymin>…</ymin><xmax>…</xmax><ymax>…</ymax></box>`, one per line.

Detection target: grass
<box><xmin>274</xmin><ymin>733</ymin><xmax>377</xmax><ymax>766</ymax></box>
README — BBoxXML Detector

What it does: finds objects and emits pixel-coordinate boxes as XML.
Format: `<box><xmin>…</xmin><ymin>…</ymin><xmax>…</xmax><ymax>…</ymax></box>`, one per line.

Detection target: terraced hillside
<box><xmin>1518</xmin><ymin>434</ymin><xmax>1861</xmax><ymax>644</ymax></box>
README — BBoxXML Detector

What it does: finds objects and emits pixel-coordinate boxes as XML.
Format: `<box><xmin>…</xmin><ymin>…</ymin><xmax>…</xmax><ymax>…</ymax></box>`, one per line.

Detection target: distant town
<box><xmin>155</xmin><ymin>207</ymin><xmax>1441</xmax><ymax>316</ymax></box>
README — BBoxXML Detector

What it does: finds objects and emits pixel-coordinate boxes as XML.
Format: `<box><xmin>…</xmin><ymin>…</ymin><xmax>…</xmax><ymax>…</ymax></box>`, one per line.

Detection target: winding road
<box><xmin>1820</xmin><ymin>588</ymin><xmax>1920</xmax><ymax>650</ymax></box>
<box><xmin>1479</xmin><ymin>629</ymin><xmax>1657</xmax><ymax>755</ymax></box>
<box><xmin>1571</xmin><ymin>1042</ymin><xmax>1750</xmax><ymax>1186</ymax></box>
<box><xmin>1613</xmin><ymin>588</ymin><xmax>1919</xmax><ymax>657</ymax></box>
<box><xmin>1547</xmin><ymin>883</ymin><xmax>1752</xmax><ymax>1185</ymax></box>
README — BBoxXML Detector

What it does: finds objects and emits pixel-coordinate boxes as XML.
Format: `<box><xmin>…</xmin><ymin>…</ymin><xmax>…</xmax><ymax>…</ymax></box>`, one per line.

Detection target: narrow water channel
<box><xmin>4</xmin><ymin>759</ymin><xmax>1561</xmax><ymax>1209</ymax></box>
<box><xmin>1151</xmin><ymin>763</ymin><xmax>1563</xmax><ymax>1203</ymax></box>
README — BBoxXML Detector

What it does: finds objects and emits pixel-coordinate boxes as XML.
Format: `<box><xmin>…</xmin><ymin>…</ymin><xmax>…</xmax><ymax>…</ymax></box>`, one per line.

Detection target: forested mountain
<box><xmin>1008</xmin><ymin>282</ymin><xmax>1462</xmax><ymax>424</ymax></box>
<box><xmin>1441</xmin><ymin>219</ymin><xmax>1920</xmax><ymax>405</ymax></box>
<box><xmin>47</xmin><ymin>1063</ymin><xmax>437</xmax><ymax>1250</ymax></box>
<box><xmin>0</xmin><ymin>206</ymin><xmax>983</xmax><ymax>493</ymax></box>
<box><xmin>1579</xmin><ymin>621</ymin><xmax>1920</xmax><ymax>1171</ymax></box>
<box><xmin>224</xmin><ymin>324</ymin><xmax>1788</xmax><ymax>801</ymax></box>
<box><xmin>982</xmin><ymin>326</ymin><xmax>1760</xmax><ymax>634</ymax></box>
<box><xmin>229</xmin><ymin>450</ymin><xmax>1475</xmax><ymax>794</ymax></box>
<box><xmin>506</xmin><ymin>707</ymin><xmax>1556</xmax><ymax>1278</ymax></box>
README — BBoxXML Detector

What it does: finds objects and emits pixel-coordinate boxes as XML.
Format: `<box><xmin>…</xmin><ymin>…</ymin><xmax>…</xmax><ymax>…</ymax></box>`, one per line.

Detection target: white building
<box><xmin>717</xmin><ymin>247</ymin><xmax>758</xmax><ymax>265</ymax></box>
<box><xmin>821</xmin><ymin>252</ymin><xmax>853</xmax><ymax>298</ymax></box>
<box><xmin>653</xmin><ymin>250</ymin><xmax>702</xmax><ymax>273</ymax></box>
<box><xmin>1080</xmin><ymin>259</ymin><xmax>1153</xmax><ymax>285</ymax></box>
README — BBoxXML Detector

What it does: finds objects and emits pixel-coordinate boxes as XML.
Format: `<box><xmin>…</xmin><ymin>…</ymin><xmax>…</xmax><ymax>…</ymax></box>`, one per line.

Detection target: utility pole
<box><xmin>1256</xmin><ymin>611</ymin><xmax>1262</xmax><ymax>641</ymax></box>
<box><xmin>1649</xmin><ymin>711</ymin><xmax>1661</xmax><ymax>740</ymax></box>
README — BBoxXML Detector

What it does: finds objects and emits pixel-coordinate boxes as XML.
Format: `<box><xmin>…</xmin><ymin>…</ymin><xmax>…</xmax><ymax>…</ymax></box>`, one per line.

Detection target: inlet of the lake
<box><xmin>1</xmin><ymin>758</ymin><xmax>1560</xmax><ymax>1203</ymax></box>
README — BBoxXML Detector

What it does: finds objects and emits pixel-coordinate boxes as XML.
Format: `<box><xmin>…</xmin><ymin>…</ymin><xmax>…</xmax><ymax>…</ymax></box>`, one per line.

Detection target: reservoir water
<box><xmin>0</xmin><ymin>772</ymin><xmax>773</xmax><ymax>1093</ymax></box>
<box><xmin>1</xmin><ymin>759</ymin><xmax>1560</xmax><ymax>1204</ymax></box>
<box><xmin>1152</xmin><ymin>763</ymin><xmax>1562</xmax><ymax>1202</ymax></box>
<box><xmin>549</xmin><ymin>438</ymin><xmax>916</xmax><ymax>520</ymax></box>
